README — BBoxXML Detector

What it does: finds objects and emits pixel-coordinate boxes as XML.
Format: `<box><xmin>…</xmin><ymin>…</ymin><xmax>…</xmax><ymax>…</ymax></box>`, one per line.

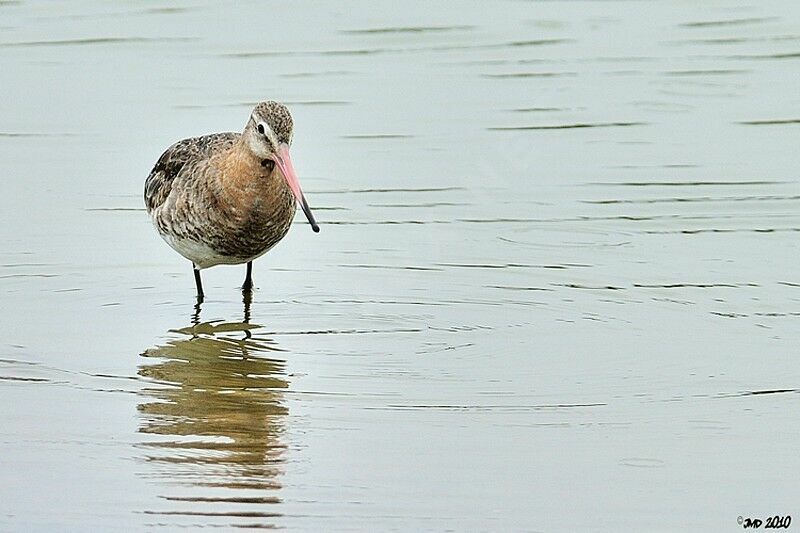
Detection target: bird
<box><xmin>144</xmin><ymin>101</ymin><xmax>319</xmax><ymax>301</ymax></box>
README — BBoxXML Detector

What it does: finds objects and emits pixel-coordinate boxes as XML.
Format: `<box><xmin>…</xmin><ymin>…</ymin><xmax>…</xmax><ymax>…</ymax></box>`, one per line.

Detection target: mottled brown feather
<box><xmin>144</xmin><ymin>130</ymin><xmax>296</xmax><ymax>266</ymax></box>
<box><xmin>144</xmin><ymin>133</ymin><xmax>238</xmax><ymax>213</ymax></box>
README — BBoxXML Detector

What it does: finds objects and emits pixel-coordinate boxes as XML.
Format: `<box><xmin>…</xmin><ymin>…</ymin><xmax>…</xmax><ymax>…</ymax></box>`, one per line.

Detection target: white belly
<box><xmin>162</xmin><ymin>233</ymin><xmax>266</xmax><ymax>269</ymax></box>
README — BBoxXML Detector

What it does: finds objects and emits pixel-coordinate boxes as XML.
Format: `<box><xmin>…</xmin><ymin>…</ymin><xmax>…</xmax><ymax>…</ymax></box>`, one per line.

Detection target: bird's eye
<box><xmin>261</xmin><ymin>159</ymin><xmax>275</xmax><ymax>172</ymax></box>
<box><xmin>257</xmin><ymin>124</ymin><xmax>265</xmax><ymax>135</ymax></box>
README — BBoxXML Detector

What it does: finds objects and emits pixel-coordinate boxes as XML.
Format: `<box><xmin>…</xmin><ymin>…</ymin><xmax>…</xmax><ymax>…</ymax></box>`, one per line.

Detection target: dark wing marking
<box><xmin>144</xmin><ymin>132</ymin><xmax>239</xmax><ymax>212</ymax></box>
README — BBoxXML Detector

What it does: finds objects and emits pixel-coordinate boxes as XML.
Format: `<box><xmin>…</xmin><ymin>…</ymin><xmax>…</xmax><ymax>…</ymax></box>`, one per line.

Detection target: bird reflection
<box><xmin>137</xmin><ymin>295</ymin><xmax>288</xmax><ymax>524</ymax></box>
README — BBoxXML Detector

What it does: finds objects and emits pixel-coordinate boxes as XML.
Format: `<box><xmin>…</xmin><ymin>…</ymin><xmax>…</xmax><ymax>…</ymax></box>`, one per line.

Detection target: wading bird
<box><xmin>144</xmin><ymin>101</ymin><xmax>319</xmax><ymax>301</ymax></box>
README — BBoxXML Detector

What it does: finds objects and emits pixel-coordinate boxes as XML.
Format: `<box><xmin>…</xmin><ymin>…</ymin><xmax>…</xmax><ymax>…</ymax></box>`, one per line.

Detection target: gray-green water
<box><xmin>2</xmin><ymin>1</ymin><xmax>799</xmax><ymax>530</ymax></box>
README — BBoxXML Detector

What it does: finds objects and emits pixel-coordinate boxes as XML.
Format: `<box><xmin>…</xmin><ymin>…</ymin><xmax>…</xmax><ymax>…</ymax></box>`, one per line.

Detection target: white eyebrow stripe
<box><xmin>258</xmin><ymin>120</ymin><xmax>279</xmax><ymax>147</ymax></box>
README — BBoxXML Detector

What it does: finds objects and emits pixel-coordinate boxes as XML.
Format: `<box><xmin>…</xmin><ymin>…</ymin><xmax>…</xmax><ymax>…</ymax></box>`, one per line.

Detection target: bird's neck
<box><xmin>216</xmin><ymin>140</ymin><xmax>269</xmax><ymax>188</ymax></box>
<box><xmin>213</xmin><ymin>139</ymin><xmax>293</xmax><ymax>209</ymax></box>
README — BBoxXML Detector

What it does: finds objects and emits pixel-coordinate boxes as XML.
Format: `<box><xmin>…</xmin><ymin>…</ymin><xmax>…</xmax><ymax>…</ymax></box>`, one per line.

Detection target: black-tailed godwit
<box><xmin>144</xmin><ymin>101</ymin><xmax>319</xmax><ymax>300</ymax></box>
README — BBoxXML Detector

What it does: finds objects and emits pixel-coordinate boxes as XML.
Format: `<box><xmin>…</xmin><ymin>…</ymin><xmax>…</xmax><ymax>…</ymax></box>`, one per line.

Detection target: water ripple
<box><xmin>222</xmin><ymin>38</ymin><xmax>572</xmax><ymax>58</ymax></box>
<box><xmin>0</xmin><ymin>36</ymin><xmax>195</xmax><ymax>47</ymax></box>
<box><xmin>377</xmin><ymin>403</ymin><xmax>606</xmax><ymax>411</ymax></box>
<box><xmin>679</xmin><ymin>17</ymin><xmax>778</xmax><ymax>28</ymax></box>
<box><xmin>489</xmin><ymin>122</ymin><xmax>646</xmax><ymax>131</ymax></box>
<box><xmin>739</xmin><ymin>118</ymin><xmax>800</xmax><ymax>125</ymax></box>
<box><xmin>342</xmin><ymin>25</ymin><xmax>476</xmax><ymax>34</ymax></box>
<box><xmin>483</xmin><ymin>72</ymin><xmax>577</xmax><ymax>78</ymax></box>
<box><xmin>591</xmin><ymin>180</ymin><xmax>785</xmax><ymax>187</ymax></box>
<box><xmin>584</xmin><ymin>194</ymin><xmax>800</xmax><ymax>204</ymax></box>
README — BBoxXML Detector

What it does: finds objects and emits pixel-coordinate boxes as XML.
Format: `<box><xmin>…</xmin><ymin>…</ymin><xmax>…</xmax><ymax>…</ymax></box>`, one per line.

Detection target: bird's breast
<box><xmin>211</xmin><ymin>167</ymin><xmax>296</xmax><ymax>258</ymax></box>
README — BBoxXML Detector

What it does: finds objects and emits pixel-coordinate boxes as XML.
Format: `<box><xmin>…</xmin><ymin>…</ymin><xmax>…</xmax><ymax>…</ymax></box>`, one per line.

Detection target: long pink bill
<box><xmin>275</xmin><ymin>143</ymin><xmax>320</xmax><ymax>233</ymax></box>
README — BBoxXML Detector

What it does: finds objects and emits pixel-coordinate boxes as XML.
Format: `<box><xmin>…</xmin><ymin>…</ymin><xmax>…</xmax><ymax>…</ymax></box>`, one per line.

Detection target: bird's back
<box><xmin>144</xmin><ymin>132</ymin><xmax>239</xmax><ymax>214</ymax></box>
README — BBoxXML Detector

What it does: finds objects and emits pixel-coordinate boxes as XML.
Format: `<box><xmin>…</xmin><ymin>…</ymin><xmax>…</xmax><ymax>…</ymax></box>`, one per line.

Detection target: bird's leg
<box><xmin>242</xmin><ymin>261</ymin><xmax>253</xmax><ymax>291</ymax></box>
<box><xmin>193</xmin><ymin>265</ymin><xmax>205</xmax><ymax>302</ymax></box>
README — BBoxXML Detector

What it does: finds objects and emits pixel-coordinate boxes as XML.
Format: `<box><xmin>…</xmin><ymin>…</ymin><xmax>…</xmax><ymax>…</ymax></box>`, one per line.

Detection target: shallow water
<box><xmin>1</xmin><ymin>1</ymin><xmax>799</xmax><ymax>530</ymax></box>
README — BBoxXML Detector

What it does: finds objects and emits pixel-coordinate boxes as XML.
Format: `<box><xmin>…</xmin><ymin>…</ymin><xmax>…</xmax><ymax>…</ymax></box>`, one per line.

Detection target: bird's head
<box><xmin>244</xmin><ymin>101</ymin><xmax>319</xmax><ymax>233</ymax></box>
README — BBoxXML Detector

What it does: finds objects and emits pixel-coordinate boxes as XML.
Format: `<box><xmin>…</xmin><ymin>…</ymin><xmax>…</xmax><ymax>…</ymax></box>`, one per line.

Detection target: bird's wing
<box><xmin>144</xmin><ymin>132</ymin><xmax>239</xmax><ymax>212</ymax></box>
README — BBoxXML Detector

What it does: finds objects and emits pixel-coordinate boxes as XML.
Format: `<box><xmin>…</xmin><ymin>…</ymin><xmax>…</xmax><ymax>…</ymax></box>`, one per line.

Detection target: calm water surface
<box><xmin>1</xmin><ymin>1</ymin><xmax>799</xmax><ymax>530</ymax></box>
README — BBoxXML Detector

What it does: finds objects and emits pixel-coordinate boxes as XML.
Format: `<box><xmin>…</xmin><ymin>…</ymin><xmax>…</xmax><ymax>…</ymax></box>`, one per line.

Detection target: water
<box><xmin>1</xmin><ymin>1</ymin><xmax>799</xmax><ymax>530</ymax></box>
